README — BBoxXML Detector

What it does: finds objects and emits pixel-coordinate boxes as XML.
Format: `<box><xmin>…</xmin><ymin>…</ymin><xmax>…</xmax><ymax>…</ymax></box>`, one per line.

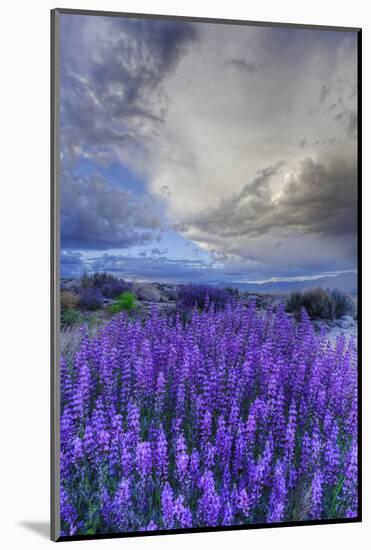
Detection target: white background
<box><xmin>0</xmin><ymin>0</ymin><xmax>368</xmax><ymax>548</ymax></box>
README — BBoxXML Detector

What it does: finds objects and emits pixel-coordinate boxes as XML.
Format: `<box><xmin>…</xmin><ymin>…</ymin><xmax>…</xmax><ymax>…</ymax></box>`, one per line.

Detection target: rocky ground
<box><xmin>61</xmin><ymin>279</ymin><xmax>358</xmax><ymax>348</ymax></box>
<box><xmin>311</xmin><ymin>315</ymin><xmax>357</xmax><ymax>345</ymax></box>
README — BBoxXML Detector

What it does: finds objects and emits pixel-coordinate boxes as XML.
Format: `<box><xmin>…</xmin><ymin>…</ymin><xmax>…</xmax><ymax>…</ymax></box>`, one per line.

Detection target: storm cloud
<box><xmin>180</xmin><ymin>154</ymin><xmax>356</xmax><ymax>240</ymax></box>
<box><xmin>61</xmin><ymin>172</ymin><xmax>162</xmax><ymax>250</ymax></box>
<box><xmin>59</xmin><ymin>15</ymin><xmax>358</xmax><ymax>283</ymax></box>
<box><xmin>60</xmin><ymin>15</ymin><xmax>198</xmax><ymax>166</ymax></box>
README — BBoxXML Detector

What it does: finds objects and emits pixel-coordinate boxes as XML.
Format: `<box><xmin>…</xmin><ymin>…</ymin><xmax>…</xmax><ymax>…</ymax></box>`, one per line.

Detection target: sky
<box><xmin>59</xmin><ymin>14</ymin><xmax>358</xmax><ymax>285</ymax></box>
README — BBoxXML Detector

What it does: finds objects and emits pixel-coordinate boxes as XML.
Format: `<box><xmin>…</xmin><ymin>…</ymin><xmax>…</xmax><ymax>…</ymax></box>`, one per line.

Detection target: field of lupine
<box><xmin>60</xmin><ymin>297</ymin><xmax>358</xmax><ymax>536</ymax></box>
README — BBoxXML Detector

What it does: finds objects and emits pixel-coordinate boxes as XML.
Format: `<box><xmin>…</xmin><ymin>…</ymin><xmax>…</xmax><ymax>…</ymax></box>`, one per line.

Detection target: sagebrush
<box><xmin>286</xmin><ymin>288</ymin><xmax>355</xmax><ymax>319</ymax></box>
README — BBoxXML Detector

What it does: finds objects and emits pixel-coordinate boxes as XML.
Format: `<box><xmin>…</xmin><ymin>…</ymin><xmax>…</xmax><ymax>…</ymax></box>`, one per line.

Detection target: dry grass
<box><xmin>60</xmin><ymin>317</ymin><xmax>105</xmax><ymax>359</ymax></box>
<box><xmin>61</xmin><ymin>290</ymin><xmax>80</xmax><ymax>311</ymax></box>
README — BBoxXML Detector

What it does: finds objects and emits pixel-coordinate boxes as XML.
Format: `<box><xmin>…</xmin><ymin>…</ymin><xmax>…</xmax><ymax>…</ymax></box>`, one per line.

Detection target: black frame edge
<box><xmin>56</xmin><ymin>517</ymin><xmax>360</xmax><ymax>543</ymax></box>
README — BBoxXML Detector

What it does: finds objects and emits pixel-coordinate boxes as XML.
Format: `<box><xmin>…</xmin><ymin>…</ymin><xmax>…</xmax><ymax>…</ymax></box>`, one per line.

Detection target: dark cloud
<box><xmin>181</xmin><ymin>155</ymin><xmax>356</xmax><ymax>240</ymax></box>
<box><xmin>334</xmin><ymin>109</ymin><xmax>357</xmax><ymax>138</ymax></box>
<box><xmin>89</xmin><ymin>253</ymin><xmax>218</xmax><ymax>283</ymax></box>
<box><xmin>60</xmin><ymin>250</ymin><xmax>84</xmax><ymax>277</ymax></box>
<box><xmin>319</xmin><ymin>84</ymin><xmax>330</xmax><ymax>103</ymax></box>
<box><xmin>225</xmin><ymin>58</ymin><xmax>258</xmax><ymax>72</ymax></box>
<box><xmin>60</xmin><ymin>16</ymin><xmax>198</xmax><ymax>165</ymax></box>
<box><xmin>178</xmin><ymin>162</ymin><xmax>284</xmax><ymax>238</ymax></box>
<box><xmin>61</xmin><ymin>172</ymin><xmax>162</xmax><ymax>250</ymax></box>
<box><xmin>60</xmin><ymin>249</ymin><xmax>355</xmax><ymax>289</ymax></box>
<box><xmin>151</xmin><ymin>248</ymin><xmax>168</xmax><ymax>257</ymax></box>
<box><xmin>278</xmin><ymin>156</ymin><xmax>357</xmax><ymax>235</ymax></box>
<box><xmin>159</xmin><ymin>185</ymin><xmax>171</xmax><ymax>197</ymax></box>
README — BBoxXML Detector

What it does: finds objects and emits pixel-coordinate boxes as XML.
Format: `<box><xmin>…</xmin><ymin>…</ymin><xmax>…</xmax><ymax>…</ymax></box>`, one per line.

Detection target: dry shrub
<box><xmin>286</xmin><ymin>287</ymin><xmax>355</xmax><ymax>320</ymax></box>
<box><xmin>61</xmin><ymin>290</ymin><xmax>80</xmax><ymax>311</ymax></box>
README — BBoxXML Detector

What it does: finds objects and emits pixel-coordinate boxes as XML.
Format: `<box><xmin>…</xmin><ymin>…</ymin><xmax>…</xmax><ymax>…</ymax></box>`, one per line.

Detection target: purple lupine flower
<box><xmin>100</xmin><ymin>486</ymin><xmax>115</xmax><ymax>528</ymax></box>
<box><xmin>175</xmin><ymin>433</ymin><xmax>189</xmax><ymax>482</ymax></box>
<box><xmin>176</xmin><ymin>379</ymin><xmax>186</xmax><ymax>419</ymax></box>
<box><xmin>78</xmin><ymin>362</ymin><xmax>91</xmax><ymax>415</ymax></box>
<box><xmin>155</xmin><ymin>371</ymin><xmax>166</xmax><ymax>416</ymax></box>
<box><xmin>112</xmin><ymin>478</ymin><xmax>132</xmax><ymax>530</ymax></box>
<box><xmin>161</xmin><ymin>482</ymin><xmax>175</xmax><ymax>529</ymax></box>
<box><xmin>91</xmin><ymin>395</ymin><xmax>106</xmax><ymax>434</ymax></box>
<box><xmin>155</xmin><ymin>426</ymin><xmax>168</xmax><ymax>480</ymax></box>
<box><xmin>299</xmin><ymin>431</ymin><xmax>312</xmax><ymax>476</ymax></box>
<box><xmin>189</xmin><ymin>448</ymin><xmax>200</xmax><ymax>482</ymax></box>
<box><xmin>60</xmin><ymin>406</ymin><xmax>75</xmax><ymax>449</ymax></box>
<box><xmin>60</xmin><ymin>299</ymin><xmax>358</xmax><ymax>533</ymax></box>
<box><xmin>245</xmin><ymin>402</ymin><xmax>258</xmax><ymax>450</ymax></box>
<box><xmin>284</xmin><ymin>400</ymin><xmax>297</xmax><ymax>464</ymax></box>
<box><xmin>97</xmin><ymin>429</ymin><xmax>110</xmax><ymax>453</ymax></box>
<box><xmin>71</xmin><ymin>436</ymin><xmax>84</xmax><ymax>463</ymax></box>
<box><xmin>136</xmin><ymin>441</ymin><xmax>152</xmax><ymax>479</ymax></box>
<box><xmin>127</xmin><ymin>401</ymin><xmax>140</xmax><ymax>451</ymax></box>
<box><xmin>310</xmin><ymin>470</ymin><xmax>323</xmax><ymax>519</ymax></box>
<box><xmin>142</xmin><ymin>520</ymin><xmax>158</xmax><ymax>531</ymax></box>
<box><xmin>174</xmin><ymin>495</ymin><xmax>193</xmax><ymax>528</ymax></box>
<box><xmin>204</xmin><ymin>442</ymin><xmax>216</xmax><ymax>469</ymax></box>
<box><xmin>198</xmin><ymin>470</ymin><xmax>221</xmax><ymax>526</ymax></box>
<box><xmin>82</xmin><ymin>424</ymin><xmax>96</xmax><ymax>460</ymax></box>
<box><xmin>120</xmin><ymin>434</ymin><xmax>133</xmax><ymax>477</ymax></box>
<box><xmin>60</xmin><ymin>487</ymin><xmax>78</xmax><ymax>535</ymax></box>
<box><xmin>310</xmin><ymin>422</ymin><xmax>322</xmax><ymax>469</ymax></box>
<box><xmin>215</xmin><ymin>415</ymin><xmax>227</xmax><ymax>458</ymax></box>
<box><xmin>200</xmin><ymin>409</ymin><xmax>212</xmax><ymax>445</ymax></box>
<box><xmin>232</xmin><ymin>422</ymin><xmax>244</xmax><ymax>474</ymax></box>
<box><xmin>237</xmin><ymin>488</ymin><xmax>251</xmax><ymax>517</ymax></box>
<box><xmin>267</xmin><ymin>460</ymin><xmax>287</xmax><ymax>522</ymax></box>
<box><xmin>340</xmin><ymin>441</ymin><xmax>358</xmax><ymax>516</ymax></box>
<box><xmin>222</xmin><ymin>500</ymin><xmax>234</xmax><ymax>526</ymax></box>
<box><xmin>323</xmin><ymin>422</ymin><xmax>340</xmax><ymax>486</ymax></box>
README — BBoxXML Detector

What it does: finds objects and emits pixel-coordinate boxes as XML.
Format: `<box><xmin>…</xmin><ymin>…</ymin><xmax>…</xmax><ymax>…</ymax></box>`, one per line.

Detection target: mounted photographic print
<box><xmin>51</xmin><ymin>8</ymin><xmax>361</xmax><ymax>541</ymax></box>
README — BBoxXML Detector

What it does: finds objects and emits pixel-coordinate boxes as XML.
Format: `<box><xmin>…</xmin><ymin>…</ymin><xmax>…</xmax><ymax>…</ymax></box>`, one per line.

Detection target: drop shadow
<box><xmin>18</xmin><ymin>521</ymin><xmax>49</xmax><ymax>539</ymax></box>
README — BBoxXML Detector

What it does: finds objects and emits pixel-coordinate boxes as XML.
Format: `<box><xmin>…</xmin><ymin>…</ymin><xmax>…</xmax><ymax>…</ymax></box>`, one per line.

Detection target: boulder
<box><xmin>338</xmin><ymin>315</ymin><xmax>355</xmax><ymax>326</ymax></box>
<box><xmin>132</xmin><ymin>282</ymin><xmax>162</xmax><ymax>302</ymax></box>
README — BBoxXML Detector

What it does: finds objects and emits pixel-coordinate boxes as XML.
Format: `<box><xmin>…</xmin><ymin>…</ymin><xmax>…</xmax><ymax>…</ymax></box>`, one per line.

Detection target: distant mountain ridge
<box><xmin>215</xmin><ymin>272</ymin><xmax>357</xmax><ymax>295</ymax></box>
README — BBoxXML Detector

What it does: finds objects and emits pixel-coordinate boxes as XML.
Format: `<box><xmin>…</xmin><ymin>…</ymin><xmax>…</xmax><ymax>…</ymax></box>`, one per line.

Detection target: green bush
<box><xmin>110</xmin><ymin>292</ymin><xmax>137</xmax><ymax>314</ymax></box>
<box><xmin>286</xmin><ymin>287</ymin><xmax>355</xmax><ymax>320</ymax></box>
<box><xmin>61</xmin><ymin>309</ymin><xmax>81</xmax><ymax>326</ymax></box>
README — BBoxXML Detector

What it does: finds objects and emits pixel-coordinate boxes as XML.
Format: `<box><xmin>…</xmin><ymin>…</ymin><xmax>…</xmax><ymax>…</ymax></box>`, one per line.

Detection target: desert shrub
<box><xmin>177</xmin><ymin>283</ymin><xmax>230</xmax><ymax>312</ymax></box>
<box><xmin>60</xmin><ymin>304</ymin><xmax>357</xmax><ymax>535</ymax></box>
<box><xmin>304</xmin><ymin>288</ymin><xmax>335</xmax><ymax>319</ymax></box>
<box><xmin>101</xmin><ymin>279</ymin><xmax>128</xmax><ymax>299</ymax></box>
<box><xmin>80</xmin><ymin>272</ymin><xmax>128</xmax><ymax>298</ymax></box>
<box><xmin>286</xmin><ymin>287</ymin><xmax>355</xmax><ymax>320</ymax></box>
<box><xmin>286</xmin><ymin>288</ymin><xmax>334</xmax><ymax>319</ymax></box>
<box><xmin>60</xmin><ymin>290</ymin><xmax>80</xmax><ymax>311</ymax></box>
<box><xmin>330</xmin><ymin>289</ymin><xmax>356</xmax><ymax>318</ymax></box>
<box><xmin>224</xmin><ymin>287</ymin><xmax>240</xmax><ymax>298</ymax></box>
<box><xmin>285</xmin><ymin>291</ymin><xmax>303</xmax><ymax>317</ymax></box>
<box><xmin>78</xmin><ymin>287</ymin><xmax>104</xmax><ymax>311</ymax></box>
<box><xmin>110</xmin><ymin>292</ymin><xmax>137</xmax><ymax>314</ymax></box>
<box><xmin>61</xmin><ymin>309</ymin><xmax>81</xmax><ymax>326</ymax></box>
